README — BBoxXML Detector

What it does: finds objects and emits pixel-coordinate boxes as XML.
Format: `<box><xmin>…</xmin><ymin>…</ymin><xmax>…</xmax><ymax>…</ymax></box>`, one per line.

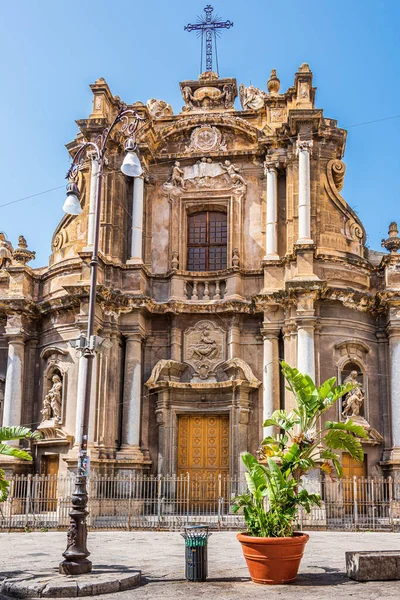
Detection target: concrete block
<box><xmin>346</xmin><ymin>551</ymin><xmax>400</xmax><ymax>581</ymax></box>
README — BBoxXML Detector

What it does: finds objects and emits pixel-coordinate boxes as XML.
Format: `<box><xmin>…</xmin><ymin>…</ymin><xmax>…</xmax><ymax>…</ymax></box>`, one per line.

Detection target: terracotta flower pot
<box><xmin>237</xmin><ymin>531</ymin><xmax>309</xmax><ymax>584</ymax></box>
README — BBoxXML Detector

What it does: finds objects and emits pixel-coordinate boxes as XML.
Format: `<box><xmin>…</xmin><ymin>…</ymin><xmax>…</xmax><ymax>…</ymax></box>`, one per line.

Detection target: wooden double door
<box><xmin>178</xmin><ymin>414</ymin><xmax>229</xmax><ymax>504</ymax></box>
<box><xmin>342</xmin><ymin>452</ymin><xmax>367</xmax><ymax>514</ymax></box>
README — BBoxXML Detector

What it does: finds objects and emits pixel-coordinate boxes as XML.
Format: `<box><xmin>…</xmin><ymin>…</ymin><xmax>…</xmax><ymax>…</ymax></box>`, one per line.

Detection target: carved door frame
<box><xmin>153</xmin><ymin>382</ymin><xmax>253</xmax><ymax>476</ymax></box>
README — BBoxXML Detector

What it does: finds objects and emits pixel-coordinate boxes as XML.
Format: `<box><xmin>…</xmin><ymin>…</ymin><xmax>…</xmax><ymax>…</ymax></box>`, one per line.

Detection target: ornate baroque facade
<box><xmin>1</xmin><ymin>64</ymin><xmax>400</xmax><ymax>479</ymax></box>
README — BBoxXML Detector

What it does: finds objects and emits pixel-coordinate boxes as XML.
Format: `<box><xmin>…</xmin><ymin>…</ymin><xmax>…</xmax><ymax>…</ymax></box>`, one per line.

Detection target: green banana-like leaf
<box><xmin>325</xmin><ymin>420</ymin><xmax>368</xmax><ymax>439</ymax></box>
<box><xmin>283</xmin><ymin>442</ymin><xmax>300</xmax><ymax>464</ymax></box>
<box><xmin>325</xmin><ymin>430</ymin><xmax>364</xmax><ymax>462</ymax></box>
<box><xmin>0</xmin><ymin>468</ymin><xmax>9</xmax><ymax>502</ymax></box>
<box><xmin>317</xmin><ymin>377</ymin><xmax>336</xmax><ymax>402</ymax></box>
<box><xmin>241</xmin><ymin>451</ymin><xmax>258</xmax><ymax>472</ymax></box>
<box><xmin>0</xmin><ymin>426</ymin><xmax>41</xmax><ymax>442</ymax></box>
<box><xmin>0</xmin><ymin>443</ymin><xmax>32</xmax><ymax>462</ymax></box>
<box><xmin>320</xmin><ymin>448</ymin><xmax>343</xmax><ymax>477</ymax></box>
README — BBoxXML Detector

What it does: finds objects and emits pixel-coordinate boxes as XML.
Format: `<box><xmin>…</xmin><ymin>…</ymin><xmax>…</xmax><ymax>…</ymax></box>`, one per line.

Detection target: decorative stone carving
<box><xmin>180</xmin><ymin>75</ymin><xmax>237</xmax><ymax>112</ymax></box>
<box><xmin>232</xmin><ymin>248</ymin><xmax>240</xmax><ymax>267</ymax></box>
<box><xmin>145</xmin><ymin>359</ymin><xmax>187</xmax><ymax>386</ymax></box>
<box><xmin>222</xmin><ymin>358</ymin><xmax>261</xmax><ymax>387</ymax></box>
<box><xmin>382</xmin><ymin>222</ymin><xmax>400</xmax><ymax>254</ymax></box>
<box><xmin>12</xmin><ymin>236</ymin><xmax>35</xmax><ymax>265</ymax></box>
<box><xmin>220</xmin><ymin>160</ymin><xmax>247</xmax><ymax>187</ymax></box>
<box><xmin>239</xmin><ymin>83</ymin><xmax>266</xmax><ymax>111</ymax></box>
<box><xmin>41</xmin><ymin>373</ymin><xmax>63</xmax><ymax>423</ymax></box>
<box><xmin>185</xmin><ymin>125</ymin><xmax>227</xmax><ymax>153</ymax></box>
<box><xmin>340</xmin><ymin>369</ymin><xmax>383</xmax><ymax>444</ymax></box>
<box><xmin>52</xmin><ymin>229</ymin><xmax>68</xmax><ymax>252</ymax></box>
<box><xmin>163</xmin><ymin>158</ymin><xmax>247</xmax><ymax>192</ymax></box>
<box><xmin>270</xmin><ymin>108</ymin><xmax>286</xmax><ymax>123</ymax></box>
<box><xmin>0</xmin><ymin>232</ymin><xmax>13</xmax><ymax>269</ymax></box>
<box><xmin>342</xmin><ymin>371</ymin><xmax>364</xmax><ymax>419</ymax></box>
<box><xmin>183</xmin><ymin>320</ymin><xmax>226</xmax><ymax>381</ymax></box>
<box><xmin>171</xmin><ymin>250</ymin><xmax>179</xmax><ymax>270</ymax></box>
<box><xmin>169</xmin><ymin>161</ymin><xmax>185</xmax><ymax>189</ymax></box>
<box><xmin>325</xmin><ymin>159</ymin><xmax>366</xmax><ymax>245</ymax></box>
<box><xmin>267</xmin><ymin>69</ymin><xmax>280</xmax><ymax>95</ymax></box>
<box><xmin>146</xmin><ymin>98</ymin><xmax>173</xmax><ymax>119</ymax></box>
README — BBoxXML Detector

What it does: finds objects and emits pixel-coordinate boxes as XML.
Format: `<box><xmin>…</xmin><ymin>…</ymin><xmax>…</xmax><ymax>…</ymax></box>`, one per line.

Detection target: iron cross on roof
<box><xmin>184</xmin><ymin>5</ymin><xmax>233</xmax><ymax>74</ymax></box>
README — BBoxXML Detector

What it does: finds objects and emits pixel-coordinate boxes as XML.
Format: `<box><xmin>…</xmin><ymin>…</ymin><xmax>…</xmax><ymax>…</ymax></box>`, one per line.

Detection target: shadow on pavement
<box><xmin>294</xmin><ymin>572</ymin><xmax>353</xmax><ymax>586</ymax></box>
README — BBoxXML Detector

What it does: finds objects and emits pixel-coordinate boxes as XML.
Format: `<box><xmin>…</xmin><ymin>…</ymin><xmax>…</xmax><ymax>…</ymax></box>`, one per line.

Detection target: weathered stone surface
<box><xmin>346</xmin><ymin>551</ymin><xmax>400</xmax><ymax>581</ymax></box>
<box><xmin>0</xmin><ymin>569</ymin><xmax>141</xmax><ymax>598</ymax></box>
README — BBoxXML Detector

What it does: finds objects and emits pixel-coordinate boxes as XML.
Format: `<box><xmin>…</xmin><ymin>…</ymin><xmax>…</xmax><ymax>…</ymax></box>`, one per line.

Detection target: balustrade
<box><xmin>184</xmin><ymin>278</ymin><xmax>226</xmax><ymax>301</ymax></box>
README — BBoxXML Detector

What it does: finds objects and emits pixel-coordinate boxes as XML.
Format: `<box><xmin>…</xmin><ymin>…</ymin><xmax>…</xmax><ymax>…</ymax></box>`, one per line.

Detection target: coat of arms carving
<box><xmin>183</xmin><ymin>320</ymin><xmax>226</xmax><ymax>381</ymax></box>
<box><xmin>185</xmin><ymin>125</ymin><xmax>227</xmax><ymax>153</ymax></box>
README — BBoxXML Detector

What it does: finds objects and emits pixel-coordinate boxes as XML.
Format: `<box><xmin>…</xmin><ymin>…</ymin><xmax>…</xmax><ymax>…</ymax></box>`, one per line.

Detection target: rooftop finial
<box><xmin>267</xmin><ymin>69</ymin><xmax>280</xmax><ymax>95</ymax></box>
<box><xmin>381</xmin><ymin>222</ymin><xmax>400</xmax><ymax>254</ymax></box>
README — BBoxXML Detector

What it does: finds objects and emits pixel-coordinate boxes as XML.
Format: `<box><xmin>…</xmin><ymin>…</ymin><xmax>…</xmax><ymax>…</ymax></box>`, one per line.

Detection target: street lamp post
<box><xmin>59</xmin><ymin>107</ymin><xmax>144</xmax><ymax>575</ymax></box>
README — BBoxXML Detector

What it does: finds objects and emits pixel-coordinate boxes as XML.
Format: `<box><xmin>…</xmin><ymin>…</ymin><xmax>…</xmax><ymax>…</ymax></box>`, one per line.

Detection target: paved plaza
<box><xmin>1</xmin><ymin>530</ymin><xmax>400</xmax><ymax>598</ymax></box>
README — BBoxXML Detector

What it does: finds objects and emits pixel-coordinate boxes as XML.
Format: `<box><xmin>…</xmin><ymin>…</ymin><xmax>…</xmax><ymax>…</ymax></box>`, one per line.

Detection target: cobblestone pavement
<box><xmin>1</xmin><ymin>530</ymin><xmax>400</xmax><ymax>599</ymax></box>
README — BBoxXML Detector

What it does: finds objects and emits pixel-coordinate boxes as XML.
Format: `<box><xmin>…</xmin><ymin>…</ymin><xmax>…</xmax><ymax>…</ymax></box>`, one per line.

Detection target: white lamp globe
<box><xmin>121</xmin><ymin>150</ymin><xmax>143</xmax><ymax>178</ymax></box>
<box><xmin>63</xmin><ymin>182</ymin><xmax>82</xmax><ymax>215</ymax></box>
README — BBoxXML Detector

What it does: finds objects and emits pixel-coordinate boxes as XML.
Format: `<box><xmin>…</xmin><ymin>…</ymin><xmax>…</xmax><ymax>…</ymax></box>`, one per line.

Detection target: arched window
<box><xmin>187</xmin><ymin>211</ymin><xmax>227</xmax><ymax>271</ymax></box>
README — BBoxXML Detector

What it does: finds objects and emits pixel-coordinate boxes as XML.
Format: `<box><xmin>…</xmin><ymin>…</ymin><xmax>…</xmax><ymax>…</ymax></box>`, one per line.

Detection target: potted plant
<box><xmin>233</xmin><ymin>361</ymin><xmax>367</xmax><ymax>585</ymax></box>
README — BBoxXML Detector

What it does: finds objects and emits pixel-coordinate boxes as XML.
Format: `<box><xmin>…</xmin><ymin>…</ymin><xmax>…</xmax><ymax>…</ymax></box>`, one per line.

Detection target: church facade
<box><xmin>1</xmin><ymin>64</ymin><xmax>400</xmax><ymax>482</ymax></box>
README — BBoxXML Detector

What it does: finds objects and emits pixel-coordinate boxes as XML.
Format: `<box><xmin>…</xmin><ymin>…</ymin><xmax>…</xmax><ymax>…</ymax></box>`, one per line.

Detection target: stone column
<box><xmin>261</xmin><ymin>325</ymin><xmax>280</xmax><ymax>438</ymax></box>
<box><xmin>264</xmin><ymin>162</ymin><xmax>279</xmax><ymax>260</ymax></box>
<box><xmin>296</xmin><ymin>139</ymin><xmax>313</xmax><ymax>244</ymax></box>
<box><xmin>388</xmin><ymin>326</ymin><xmax>400</xmax><ymax>451</ymax></box>
<box><xmin>86</xmin><ymin>157</ymin><xmax>99</xmax><ymax>248</ymax></box>
<box><xmin>296</xmin><ymin>318</ymin><xmax>316</xmax><ymax>380</ymax></box>
<box><xmin>128</xmin><ymin>176</ymin><xmax>144</xmax><ymax>264</ymax></box>
<box><xmin>170</xmin><ymin>316</ymin><xmax>182</xmax><ymax>362</ymax></box>
<box><xmin>120</xmin><ymin>333</ymin><xmax>144</xmax><ymax>456</ymax></box>
<box><xmin>2</xmin><ymin>333</ymin><xmax>25</xmax><ymax>430</ymax></box>
<box><xmin>228</xmin><ymin>315</ymin><xmax>241</xmax><ymax>359</ymax></box>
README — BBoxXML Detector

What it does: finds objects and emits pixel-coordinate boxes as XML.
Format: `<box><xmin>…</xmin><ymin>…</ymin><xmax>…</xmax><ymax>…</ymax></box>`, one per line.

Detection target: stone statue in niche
<box><xmin>219</xmin><ymin>160</ymin><xmax>247</xmax><ymax>187</ymax></box>
<box><xmin>41</xmin><ymin>373</ymin><xmax>62</xmax><ymax>422</ymax></box>
<box><xmin>342</xmin><ymin>370</ymin><xmax>364</xmax><ymax>419</ymax></box>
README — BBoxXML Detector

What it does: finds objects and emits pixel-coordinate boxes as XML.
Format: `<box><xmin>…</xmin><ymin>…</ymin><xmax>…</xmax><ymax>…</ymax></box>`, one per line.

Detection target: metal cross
<box><xmin>184</xmin><ymin>5</ymin><xmax>233</xmax><ymax>73</ymax></box>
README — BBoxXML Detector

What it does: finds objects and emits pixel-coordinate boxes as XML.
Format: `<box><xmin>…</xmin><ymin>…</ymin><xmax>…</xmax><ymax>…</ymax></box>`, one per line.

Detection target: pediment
<box><xmin>152</xmin><ymin>114</ymin><xmax>261</xmax><ymax>157</ymax></box>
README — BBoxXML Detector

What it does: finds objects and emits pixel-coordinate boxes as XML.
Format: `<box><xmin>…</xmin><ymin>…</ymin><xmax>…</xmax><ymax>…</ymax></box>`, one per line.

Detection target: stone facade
<box><xmin>1</xmin><ymin>64</ymin><xmax>400</xmax><ymax>478</ymax></box>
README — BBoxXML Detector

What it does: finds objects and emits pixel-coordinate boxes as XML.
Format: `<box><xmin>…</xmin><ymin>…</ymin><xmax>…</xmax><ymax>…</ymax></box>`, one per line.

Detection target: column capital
<box><xmin>124</xmin><ymin>330</ymin><xmax>146</xmax><ymax>343</ymax></box>
<box><xmin>296</xmin><ymin>138</ymin><xmax>313</xmax><ymax>154</ymax></box>
<box><xmin>4</xmin><ymin>327</ymin><xmax>28</xmax><ymax>343</ymax></box>
<box><xmin>296</xmin><ymin>316</ymin><xmax>317</xmax><ymax>330</ymax></box>
<box><xmin>263</xmin><ymin>160</ymin><xmax>278</xmax><ymax>175</ymax></box>
<box><xmin>386</xmin><ymin>323</ymin><xmax>400</xmax><ymax>338</ymax></box>
<box><xmin>260</xmin><ymin>325</ymin><xmax>280</xmax><ymax>339</ymax></box>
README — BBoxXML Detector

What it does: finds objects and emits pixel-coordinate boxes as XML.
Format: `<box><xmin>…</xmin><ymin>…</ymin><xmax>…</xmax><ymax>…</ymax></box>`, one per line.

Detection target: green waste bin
<box><xmin>181</xmin><ymin>525</ymin><xmax>212</xmax><ymax>581</ymax></box>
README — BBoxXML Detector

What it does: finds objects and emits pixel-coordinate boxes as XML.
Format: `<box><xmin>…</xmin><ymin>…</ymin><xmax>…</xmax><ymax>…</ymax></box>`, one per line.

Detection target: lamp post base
<box><xmin>59</xmin><ymin>559</ymin><xmax>92</xmax><ymax>576</ymax></box>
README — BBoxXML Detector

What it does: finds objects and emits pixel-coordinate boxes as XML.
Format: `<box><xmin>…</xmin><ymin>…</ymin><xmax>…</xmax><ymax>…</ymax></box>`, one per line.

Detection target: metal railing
<box><xmin>1</xmin><ymin>474</ymin><xmax>400</xmax><ymax>532</ymax></box>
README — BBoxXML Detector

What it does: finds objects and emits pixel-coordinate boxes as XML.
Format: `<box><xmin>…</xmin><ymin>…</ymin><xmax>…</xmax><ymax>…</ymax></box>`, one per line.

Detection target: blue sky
<box><xmin>0</xmin><ymin>0</ymin><xmax>399</xmax><ymax>266</ymax></box>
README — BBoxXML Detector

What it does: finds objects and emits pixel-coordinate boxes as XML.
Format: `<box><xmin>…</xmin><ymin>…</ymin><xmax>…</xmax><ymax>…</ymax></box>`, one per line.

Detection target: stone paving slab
<box><xmin>1</xmin><ymin>568</ymin><xmax>141</xmax><ymax>598</ymax></box>
<box><xmin>1</xmin><ymin>531</ymin><xmax>400</xmax><ymax>599</ymax></box>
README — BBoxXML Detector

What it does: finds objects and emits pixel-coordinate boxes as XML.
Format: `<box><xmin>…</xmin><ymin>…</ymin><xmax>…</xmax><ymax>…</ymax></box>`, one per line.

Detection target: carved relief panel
<box><xmin>183</xmin><ymin>320</ymin><xmax>226</xmax><ymax>381</ymax></box>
